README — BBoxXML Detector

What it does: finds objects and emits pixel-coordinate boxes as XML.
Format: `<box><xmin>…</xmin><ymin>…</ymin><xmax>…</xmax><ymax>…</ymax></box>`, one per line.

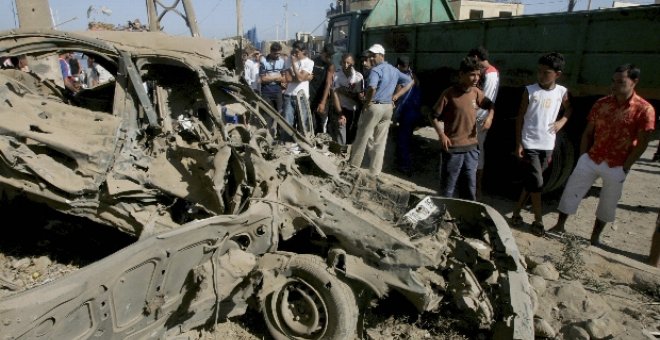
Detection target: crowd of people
<box><xmin>7</xmin><ymin>41</ymin><xmax>655</xmax><ymax>267</ymax></box>
<box><xmin>241</xmin><ymin>41</ymin><xmax>658</xmax><ymax>267</ymax></box>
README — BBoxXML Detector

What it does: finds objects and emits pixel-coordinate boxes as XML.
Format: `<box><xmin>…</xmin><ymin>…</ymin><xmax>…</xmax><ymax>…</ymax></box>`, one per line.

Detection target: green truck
<box><xmin>326</xmin><ymin>0</ymin><xmax>660</xmax><ymax>192</ymax></box>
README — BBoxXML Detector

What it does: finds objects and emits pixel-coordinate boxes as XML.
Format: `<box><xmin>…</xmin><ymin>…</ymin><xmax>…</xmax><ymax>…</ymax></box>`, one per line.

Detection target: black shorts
<box><xmin>522</xmin><ymin>149</ymin><xmax>552</xmax><ymax>192</ymax></box>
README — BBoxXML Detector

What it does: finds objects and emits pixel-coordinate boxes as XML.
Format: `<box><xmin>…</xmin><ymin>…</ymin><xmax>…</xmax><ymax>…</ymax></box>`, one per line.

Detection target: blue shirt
<box><xmin>259</xmin><ymin>56</ymin><xmax>285</xmax><ymax>95</ymax></box>
<box><xmin>368</xmin><ymin>61</ymin><xmax>412</xmax><ymax>103</ymax></box>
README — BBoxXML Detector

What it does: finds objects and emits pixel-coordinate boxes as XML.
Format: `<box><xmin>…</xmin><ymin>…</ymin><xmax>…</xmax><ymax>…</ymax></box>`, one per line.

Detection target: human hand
<box><xmin>440</xmin><ymin>135</ymin><xmax>452</xmax><ymax>152</ymax></box>
<box><xmin>550</xmin><ymin>119</ymin><xmax>566</xmax><ymax>134</ymax></box>
<box><xmin>481</xmin><ymin>116</ymin><xmax>492</xmax><ymax>131</ymax></box>
<box><xmin>316</xmin><ymin>102</ymin><xmax>326</xmax><ymax>114</ymax></box>
<box><xmin>515</xmin><ymin>144</ymin><xmax>524</xmax><ymax>159</ymax></box>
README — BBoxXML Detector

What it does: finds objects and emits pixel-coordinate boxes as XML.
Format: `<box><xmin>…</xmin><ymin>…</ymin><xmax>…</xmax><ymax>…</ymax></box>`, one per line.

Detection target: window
<box><xmin>329</xmin><ymin>19</ymin><xmax>350</xmax><ymax>53</ymax></box>
<box><xmin>499</xmin><ymin>11</ymin><xmax>513</xmax><ymax>17</ymax></box>
<box><xmin>469</xmin><ymin>10</ymin><xmax>484</xmax><ymax>19</ymax></box>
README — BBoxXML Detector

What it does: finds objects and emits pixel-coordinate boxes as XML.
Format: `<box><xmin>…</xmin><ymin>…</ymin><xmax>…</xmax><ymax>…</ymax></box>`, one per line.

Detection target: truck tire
<box><xmin>543</xmin><ymin>131</ymin><xmax>575</xmax><ymax>193</ymax></box>
<box><xmin>261</xmin><ymin>254</ymin><xmax>358</xmax><ymax>340</ymax></box>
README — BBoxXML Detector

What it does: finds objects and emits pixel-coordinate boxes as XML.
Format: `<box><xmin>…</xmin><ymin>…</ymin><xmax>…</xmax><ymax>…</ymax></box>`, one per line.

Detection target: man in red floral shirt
<box><xmin>549</xmin><ymin>64</ymin><xmax>656</xmax><ymax>245</ymax></box>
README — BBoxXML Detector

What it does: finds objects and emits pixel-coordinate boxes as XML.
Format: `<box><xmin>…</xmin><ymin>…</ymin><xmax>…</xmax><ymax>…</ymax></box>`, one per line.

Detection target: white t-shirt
<box><xmin>333</xmin><ymin>67</ymin><xmax>364</xmax><ymax>111</ymax></box>
<box><xmin>476</xmin><ymin>66</ymin><xmax>499</xmax><ymax>121</ymax></box>
<box><xmin>521</xmin><ymin>83</ymin><xmax>567</xmax><ymax>150</ymax></box>
<box><xmin>243</xmin><ymin>59</ymin><xmax>257</xmax><ymax>88</ymax></box>
<box><xmin>284</xmin><ymin>57</ymin><xmax>314</xmax><ymax>97</ymax></box>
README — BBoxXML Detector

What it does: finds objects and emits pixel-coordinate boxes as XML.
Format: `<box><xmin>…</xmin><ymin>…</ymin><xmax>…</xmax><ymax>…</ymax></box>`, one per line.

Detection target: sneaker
<box><xmin>531</xmin><ymin>221</ymin><xmax>545</xmax><ymax>236</ymax></box>
<box><xmin>510</xmin><ymin>214</ymin><xmax>523</xmax><ymax>227</ymax></box>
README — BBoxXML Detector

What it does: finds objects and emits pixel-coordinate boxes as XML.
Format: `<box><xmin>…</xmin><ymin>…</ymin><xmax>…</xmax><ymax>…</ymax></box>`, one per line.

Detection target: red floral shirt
<box><xmin>588</xmin><ymin>92</ymin><xmax>655</xmax><ymax>167</ymax></box>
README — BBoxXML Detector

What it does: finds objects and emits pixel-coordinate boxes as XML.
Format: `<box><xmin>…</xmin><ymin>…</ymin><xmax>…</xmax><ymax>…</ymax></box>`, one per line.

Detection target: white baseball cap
<box><xmin>368</xmin><ymin>44</ymin><xmax>385</xmax><ymax>55</ymax></box>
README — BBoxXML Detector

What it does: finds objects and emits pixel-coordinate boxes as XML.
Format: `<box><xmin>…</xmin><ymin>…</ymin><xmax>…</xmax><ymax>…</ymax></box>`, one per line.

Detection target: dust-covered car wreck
<box><xmin>0</xmin><ymin>30</ymin><xmax>533</xmax><ymax>339</ymax></box>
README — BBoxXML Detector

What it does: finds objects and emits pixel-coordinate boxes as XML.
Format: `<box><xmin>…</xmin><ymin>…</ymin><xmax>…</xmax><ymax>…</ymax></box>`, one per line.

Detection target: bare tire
<box><xmin>261</xmin><ymin>254</ymin><xmax>358</xmax><ymax>340</ymax></box>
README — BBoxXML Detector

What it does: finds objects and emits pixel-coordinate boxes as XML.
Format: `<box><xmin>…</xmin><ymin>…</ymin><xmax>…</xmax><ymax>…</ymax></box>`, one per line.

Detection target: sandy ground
<box><xmin>406</xmin><ymin>126</ymin><xmax>660</xmax><ymax>264</ymax></box>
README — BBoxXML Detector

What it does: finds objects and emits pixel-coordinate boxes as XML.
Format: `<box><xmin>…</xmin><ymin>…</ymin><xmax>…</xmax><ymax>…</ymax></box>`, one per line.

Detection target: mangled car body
<box><xmin>0</xmin><ymin>29</ymin><xmax>533</xmax><ymax>339</ymax></box>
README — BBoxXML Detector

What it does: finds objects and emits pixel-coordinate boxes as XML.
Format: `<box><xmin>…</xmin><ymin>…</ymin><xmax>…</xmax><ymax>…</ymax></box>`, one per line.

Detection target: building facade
<box><xmin>448</xmin><ymin>0</ymin><xmax>524</xmax><ymax>19</ymax></box>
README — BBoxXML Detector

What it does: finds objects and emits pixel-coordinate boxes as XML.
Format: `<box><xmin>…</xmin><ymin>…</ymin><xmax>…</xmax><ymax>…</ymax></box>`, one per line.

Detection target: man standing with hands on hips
<box><xmin>549</xmin><ymin>64</ymin><xmax>655</xmax><ymax>245</ymax></box>
<box><xmin>349</xmin><ymin>44</ymin><xmax>413</xmax><ymax>176</ymax></box>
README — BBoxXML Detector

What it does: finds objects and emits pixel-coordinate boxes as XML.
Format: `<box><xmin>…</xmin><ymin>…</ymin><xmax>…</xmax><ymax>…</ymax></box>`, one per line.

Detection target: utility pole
<box><xmin>236</xmin><ymin>0</ymin><xmax>243</xmax><ymax>73</ymax></box>
<box><xmin>284</xmin><ymin>0</ymin><xmax>288</xmax><ymax>42</ymax></box>
<box><xmin>567</xmin><ymin>0</ymin><xmax>577</xmax><ymax>12</ymax></box>
<box><xmin>145</xmin><ymin>0</ymin><xmax>200</xmax><ymax>36</ymax></box>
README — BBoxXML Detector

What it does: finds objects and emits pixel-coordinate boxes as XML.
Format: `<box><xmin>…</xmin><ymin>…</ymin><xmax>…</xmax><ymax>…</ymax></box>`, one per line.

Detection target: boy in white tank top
<box><xmin>511</xmin><ymin>52</ymin><xmax>573</xmax><ymax>235</ymax></box>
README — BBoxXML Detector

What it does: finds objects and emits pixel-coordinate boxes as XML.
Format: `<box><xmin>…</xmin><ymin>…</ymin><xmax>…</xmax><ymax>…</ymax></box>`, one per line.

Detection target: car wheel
<box><xmin>261</xmin><ymin>254</ymin><xmax>358</xmax><ymax>340</ymax></box>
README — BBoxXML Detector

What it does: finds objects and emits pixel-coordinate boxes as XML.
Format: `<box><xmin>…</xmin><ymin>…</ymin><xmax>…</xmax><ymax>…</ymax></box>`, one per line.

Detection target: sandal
<box><xmin>510</xmin><ymin>214</ymin><xmax>523</xmax><ymax>227</ymax></box>
<box><xmin>531</xmin><ymin>221</ymin><xmax>545</xmax><ymax>236</ymax></box>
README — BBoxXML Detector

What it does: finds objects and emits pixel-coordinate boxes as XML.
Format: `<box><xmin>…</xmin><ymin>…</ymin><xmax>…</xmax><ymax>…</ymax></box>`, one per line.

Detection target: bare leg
<box><xmin>530</xmin><ymin>192</ymin><xmax>542</xmax><ymax>223</ymax></box>
<box><xmin>513</xmin><ymin>189</ymin><xmax>529</xmax><ymax>217</ymax></box>
<box><xmin>590</xmin><ymin>219</ymin><xmax>606</xmax><ymax>246</ymax></box>
<box><xmin>549</xmin><ymin>212</ymin><xmax>568</xmax><ymax>233</ymax></box>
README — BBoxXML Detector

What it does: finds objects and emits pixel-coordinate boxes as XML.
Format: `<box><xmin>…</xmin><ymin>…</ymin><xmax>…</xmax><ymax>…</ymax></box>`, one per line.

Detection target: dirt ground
<box><xmin>1</xmin><ymin>127</ymin><xmax>658</xmax><ymax>339</ymax></box>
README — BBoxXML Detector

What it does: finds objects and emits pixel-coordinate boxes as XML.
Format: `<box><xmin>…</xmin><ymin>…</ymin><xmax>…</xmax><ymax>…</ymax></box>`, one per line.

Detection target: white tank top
<box><xmin>521</xmin><ymin>83</ymin><xmax>567</xmax><ymax>150</ymax></box>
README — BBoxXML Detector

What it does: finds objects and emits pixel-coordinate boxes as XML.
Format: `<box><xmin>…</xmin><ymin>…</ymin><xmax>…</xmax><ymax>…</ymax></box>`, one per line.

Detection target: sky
<box><xmin>0</xmin><ymin>0</ymin><xmax>331</xmax><ymax>40</ymax></box>
<box><xmin>0</xmin><ymin>0</ymin><xmax>656</xmax><ymax>40</ymax></box>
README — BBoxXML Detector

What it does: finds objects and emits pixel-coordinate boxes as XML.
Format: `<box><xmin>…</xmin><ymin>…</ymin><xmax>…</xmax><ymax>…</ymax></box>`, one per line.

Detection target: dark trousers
<box><xmin>261</xmin><ymin>90</ymin><xmax>283</xmax><ymax>137</ymax></box>
<box><xmin>441</xmin><ymin>149</ymin><xmax>479</xmax><ymax>200</ymax></box>
<box><xmin>395</xmin><ymin>107</ymin><xmax>421</xmax><ymax>172</ymax></box>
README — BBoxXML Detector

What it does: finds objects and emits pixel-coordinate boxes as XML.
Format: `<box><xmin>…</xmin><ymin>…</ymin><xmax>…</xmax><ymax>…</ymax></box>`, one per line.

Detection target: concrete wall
<box><xmin>448</xmin><ymin>0</ymin><xmax>524</xmax><ymax>20</ymax></box>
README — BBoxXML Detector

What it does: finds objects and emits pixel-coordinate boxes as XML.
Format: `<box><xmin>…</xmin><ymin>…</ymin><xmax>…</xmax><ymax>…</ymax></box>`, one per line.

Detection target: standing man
<box><xmin>242</xmin><ymin>50</ymin><xmax>260</xmax><ymax>93</ymax></box>
<box><xmin>467</xmin><ymin>47</ymin><xmax>499</xmax><ymax>199</ymax></box>
<box><xmin>331</xmin><ymin>53</ymin><xmax>364</xmax><ymax>146</ymax></box>
<box><xmin>281</xmin><ymin>41</ymin><xmax>314</xmax><ymax>140</ymax></box>
<box><xmin>58</xmin><ymin>51</ymin><xmax>79</xmax><ymax>94</ymax></box>
<box><xmin>549</xmin><ymin>64</ymin><xmax>656</xmax><ymax>245</ymax></box>
<box><xmin>260</xmin><ymin>42</ymin><xmax>286</xmax><ymax>136</ymax></box>
<box><xmin>85</xmin><ymin>55</ymin><xmax>100</xmax><ymax>88</ymax></box>
<box><xmin>349</xmin><ymin>44</ymin><xmax>412</xmax><ymax>176</ymax></box>
<box><xmin>393</xmin><ymin>55</ymin><xmax>421</xmax><ymax>177</ymax></box>
<box><xmin>309</xmin><ymin>44</ymin><xmax>336</xmax><ymax>134</ymax></box>
<box><xmin>511</xmin><ymin>52</ymin><xmax>572</xmax><ymax>235</ymax></box>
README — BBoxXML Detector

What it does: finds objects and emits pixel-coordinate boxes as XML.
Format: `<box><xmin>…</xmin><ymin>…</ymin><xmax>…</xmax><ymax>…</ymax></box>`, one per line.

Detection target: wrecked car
<box><xmin>0</xmin><ymin>29</ymin><xmax>534</xmax><ymax>339</ymax></box>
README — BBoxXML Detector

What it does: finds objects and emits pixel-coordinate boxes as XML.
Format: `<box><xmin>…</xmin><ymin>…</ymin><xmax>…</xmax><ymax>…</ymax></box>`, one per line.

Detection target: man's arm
<box><xmin>392</xmin><ymin>71</ymin><xmax>413</xmax><ymax>102</ymax></box>
<box><xmin>393</xmin><ymin>80</ymin><xmax>413</xmax><ymax>102</ymax></box>
<box><xmin>363</xmin><ymin>86</ymin><xmax>376</xmax><ymax>106</ymax></box>
<box><xmin>290</xmin><ymin>57</ymin><xmax>313</xmax><ymax>82</ymax></box>
<box><xmin>551</xmin><ymin>92</ymin><xmax>573</xmax><ymax>133</ymax></box>
<box><xmin>623</xmin><ymin>130</ymin><xmax>652</xmax><ymax>173</ymax></box>
<box><xmin>260</xmin><ymin>62</ymin><xmax>283</xmax><ymax>83</ymax></box>
<box><xmin>432</xmin><ymin>92</ymin><xmax>451</xmax><ymax>151</ymax></box>
<box><xmin>317</xmin><ymin>63</ymin><xmax>336</xmax><ymax>113</ymax></box>
<box><xmin>579</xmin><ymin>121</ymin><xmax>595</xmax><ymax>155</ymax></box>
<box><xmin>478</xmin><ymin>93</ymin><xmax>495</xmax><ymax>131</ymax></box>
<box><xmin>515</xmin><ymin>89</ymin><xmax>529</xmax><ymax>158</ymax></box>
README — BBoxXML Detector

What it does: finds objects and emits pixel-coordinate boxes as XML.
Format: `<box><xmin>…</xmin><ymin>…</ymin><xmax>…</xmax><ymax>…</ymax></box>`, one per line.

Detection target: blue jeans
<box><xmin>282</xmin><ymin>94</ymin><xmax>311</xmax><ymax>141</ymax></box>
<box><xmin>441</xmin><ymin>149</ymin><xmax>479</xmax><ymax>200</ymax></box>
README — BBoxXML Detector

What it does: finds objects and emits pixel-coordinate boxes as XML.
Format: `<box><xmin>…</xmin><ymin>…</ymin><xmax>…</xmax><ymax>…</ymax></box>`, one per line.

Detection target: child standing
<box><xmin>433</xmin><ymin>57</ymin><xmax>494</xmax><ymax>200</ymax></box>
<box><xmin>511</xmin><ymin>52</ymin><xmax>573</xmax><ymax>235</ymax></box>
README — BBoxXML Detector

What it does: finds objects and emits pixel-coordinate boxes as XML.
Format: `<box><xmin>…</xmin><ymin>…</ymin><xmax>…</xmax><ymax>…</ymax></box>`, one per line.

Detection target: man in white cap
<box><xmin>349</xmin><ymin>44</ymin><xmax>413</xmax><ymax>176</ymax></box>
